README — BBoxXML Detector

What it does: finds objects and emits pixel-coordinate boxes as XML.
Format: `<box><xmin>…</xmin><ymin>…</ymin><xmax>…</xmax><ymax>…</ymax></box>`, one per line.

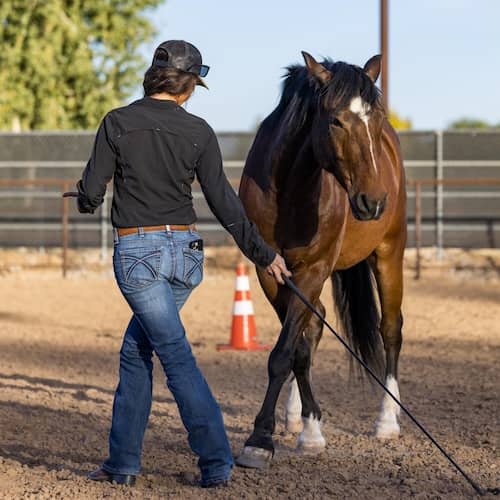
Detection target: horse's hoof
<box><xmin>375</xmin><ymin>421</ymin><xmax>400</xmax><ymax>440</ymax></box>
<box><xmin>296</xmin><ymin>441</ymin><xmax>326</xmax><ymax>455</ymax></box>
<box><xmin>286</xmin><ymin>418</ymin><xmax>303</xmax><ymax>433</ymax></box>
<box><xmin>235</xmin><ymin>446</ymin><xmax>273</xmax><ymax>469</ymax></box>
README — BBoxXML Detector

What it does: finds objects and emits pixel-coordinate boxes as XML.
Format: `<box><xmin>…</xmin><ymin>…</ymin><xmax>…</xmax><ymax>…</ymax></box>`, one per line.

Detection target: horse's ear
<box><xmin>363</xmin><ymin>55</ymin><xmax>382</xmax><ymax>82</ymax></box>
<box><xmin>302</xmin><ymin>51</ymin><xmax>332</xmax><ymax>86</ymax></box>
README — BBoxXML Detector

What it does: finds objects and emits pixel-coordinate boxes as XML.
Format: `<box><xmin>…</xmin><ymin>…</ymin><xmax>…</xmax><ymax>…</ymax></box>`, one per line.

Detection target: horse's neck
<box><xmin>273</xmin><ymin>127</ymin><xmax>318</xmax><ymax>186</ymax></box>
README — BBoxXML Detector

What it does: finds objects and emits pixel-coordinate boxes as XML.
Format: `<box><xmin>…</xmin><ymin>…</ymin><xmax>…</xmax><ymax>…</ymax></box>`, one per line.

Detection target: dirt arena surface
<box><xmin>0</xmin><ymin>247</ymin><xmax>498</xmax><ymax>499</ymax></box>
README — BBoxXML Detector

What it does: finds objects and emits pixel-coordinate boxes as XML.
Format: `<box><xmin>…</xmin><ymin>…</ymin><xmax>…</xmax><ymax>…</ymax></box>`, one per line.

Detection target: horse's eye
<box><xmin>330</xmin><ymin>117</ymin><xmax>343</xmax><ymax>128</ymax></box>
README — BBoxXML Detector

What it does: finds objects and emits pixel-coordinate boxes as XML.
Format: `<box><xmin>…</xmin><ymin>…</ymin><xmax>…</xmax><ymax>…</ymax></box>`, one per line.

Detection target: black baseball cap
<box><xmin>152</xmin><ymin>40</ymin><xmax>210</xmax><ymax>86</ymax></box>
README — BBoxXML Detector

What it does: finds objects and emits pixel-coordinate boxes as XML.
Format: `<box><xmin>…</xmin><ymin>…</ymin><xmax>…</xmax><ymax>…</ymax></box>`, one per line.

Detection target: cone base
<box><xmin>216</xmin><ymin>343</ymin><xmax>271</xmax><ymax>351</ymax></box>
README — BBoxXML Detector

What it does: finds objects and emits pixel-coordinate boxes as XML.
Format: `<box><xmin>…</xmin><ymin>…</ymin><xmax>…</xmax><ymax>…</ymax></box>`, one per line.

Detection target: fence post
<box><xmin>435</xmin><ymin>130</ymin><xmax>444</xmax><ymax>259</ymax></box>
<box><xmin>62</xmin><ymin>181</ymin><xmax>69</xmax><ymax>278</ymax></box>
<box><xmin>415</xmin><ymin>181</ymin><xmax>422</xmax><ymax>280</ymax></box>
<box><xmin>100</xmin><ymin>195</ymin><xmax>108</xmax><ymax>262</ymax></box>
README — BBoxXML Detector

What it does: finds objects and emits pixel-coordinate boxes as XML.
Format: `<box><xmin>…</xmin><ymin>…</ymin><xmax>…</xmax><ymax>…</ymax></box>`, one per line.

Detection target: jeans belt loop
<box><xmin>138</xmin><ymin>226</ymin><xmax>145</xmax><ymax>238</ymax></box>
<box><xmin>166</xmin><ymin>224</ymin><xmax>171</xmax><ymax>232</ymax></box>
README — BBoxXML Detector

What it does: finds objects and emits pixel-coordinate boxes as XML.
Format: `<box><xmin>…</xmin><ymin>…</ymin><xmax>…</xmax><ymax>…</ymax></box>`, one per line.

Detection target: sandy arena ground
<box><xmin>0</xmin><ymin>248</ymin><xmax>498</xmax><ymax>499</ymax></box>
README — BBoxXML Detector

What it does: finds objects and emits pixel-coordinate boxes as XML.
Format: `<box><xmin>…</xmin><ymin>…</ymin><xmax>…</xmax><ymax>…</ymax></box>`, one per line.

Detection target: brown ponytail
<box><xmin>143</xmin><ymin>66</ymin><xmax>198</xmax><ymax>96</ymax></box>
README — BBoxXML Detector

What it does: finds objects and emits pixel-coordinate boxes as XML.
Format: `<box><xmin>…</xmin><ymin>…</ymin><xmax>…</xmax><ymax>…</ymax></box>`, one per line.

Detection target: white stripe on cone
<box><xmin>233</xmin><ymin>300</ymin><xmax>255</xmax><ymax>315</ymax></box>
<box><xmin>235</xmin><ymin>276</ymin><xmax>250</xmax><ymax>291</ymax></box>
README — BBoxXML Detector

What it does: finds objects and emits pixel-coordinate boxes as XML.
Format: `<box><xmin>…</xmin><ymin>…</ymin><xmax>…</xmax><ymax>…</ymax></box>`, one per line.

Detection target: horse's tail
<box><xmin>331</xmin><ymin>260</ymin><xmax>384</xmax><ymax>378</ymax></box>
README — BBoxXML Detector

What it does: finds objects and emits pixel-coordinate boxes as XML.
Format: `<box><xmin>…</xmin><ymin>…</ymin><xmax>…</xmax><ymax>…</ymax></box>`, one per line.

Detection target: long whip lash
<box><xmin>282</xmin><ymin>274</ymin><xmax>498</xmax><ymax>496</ymax></box>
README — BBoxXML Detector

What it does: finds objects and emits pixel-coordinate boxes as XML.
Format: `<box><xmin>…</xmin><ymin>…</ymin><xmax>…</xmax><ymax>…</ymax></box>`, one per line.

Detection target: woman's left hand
<box><xmin>265</xmin><ymin>253</ymin><xmax>292</xmax><ymax>285</ymax></box>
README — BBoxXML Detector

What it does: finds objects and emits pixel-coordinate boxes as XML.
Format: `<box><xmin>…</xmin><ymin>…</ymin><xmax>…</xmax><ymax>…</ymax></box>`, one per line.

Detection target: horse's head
<box><xmin>303</xmin><ymin>52</ymin><xmax>387</xmax><ymax>221</ymax></box>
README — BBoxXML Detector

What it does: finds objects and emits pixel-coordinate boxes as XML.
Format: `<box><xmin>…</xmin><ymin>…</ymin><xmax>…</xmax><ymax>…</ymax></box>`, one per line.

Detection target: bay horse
<box><xmin>236</xmin><ymin>52</ymin><xmax>407</xmax><ymax>468</ymax></box>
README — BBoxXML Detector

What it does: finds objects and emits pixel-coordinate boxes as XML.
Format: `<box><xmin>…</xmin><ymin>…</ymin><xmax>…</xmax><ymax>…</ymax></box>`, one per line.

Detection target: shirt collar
<box><xmin>138</xmin><ymin>96</ymin><xmax>181</xmax><ymax>109</ymax></box>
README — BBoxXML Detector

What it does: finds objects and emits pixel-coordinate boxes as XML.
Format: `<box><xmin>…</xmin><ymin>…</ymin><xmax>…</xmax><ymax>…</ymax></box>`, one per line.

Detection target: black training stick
<box><xmin>282</xmin><ymin>274</ymin><xmax>498</xmax><ymax>496</ymax></box>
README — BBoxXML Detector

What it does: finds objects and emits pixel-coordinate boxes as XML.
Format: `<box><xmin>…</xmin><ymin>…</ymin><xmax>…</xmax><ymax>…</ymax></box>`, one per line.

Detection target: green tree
<box><xmin>0</xmin><ymin>0</ymin><xmax>161</xmax><ymax>130</ymax></box>
<box><xmin>448</xmin><ymin>117</ymin><xmax>499</xmax><ymax>129</ymax></box>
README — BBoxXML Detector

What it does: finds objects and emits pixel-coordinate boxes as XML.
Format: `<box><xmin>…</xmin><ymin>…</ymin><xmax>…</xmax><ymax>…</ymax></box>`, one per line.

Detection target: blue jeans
<box><xmin>102</xmin><ymin>228</ymin><xmax>233</xmax><ymax>485</ymax></box>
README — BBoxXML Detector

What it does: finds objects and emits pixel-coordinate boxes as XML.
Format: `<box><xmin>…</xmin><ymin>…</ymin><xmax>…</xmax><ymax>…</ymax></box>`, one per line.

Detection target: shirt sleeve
<box><xmin>196</xmin><ymin>129</ymin><xmax>276</xmax><ymax>268</ymax></box>
<box><xmin>77</xmin><ymin>114</ymin><xmax>117</xmax><ymax>213</ymax></box>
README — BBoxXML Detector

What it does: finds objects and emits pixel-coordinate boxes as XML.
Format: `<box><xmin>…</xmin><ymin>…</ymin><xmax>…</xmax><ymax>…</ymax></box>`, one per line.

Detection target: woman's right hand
<box><xmin>265</xmin><ymin>253</ymin><xmax>292</xmax><ymax>285</ymax></box>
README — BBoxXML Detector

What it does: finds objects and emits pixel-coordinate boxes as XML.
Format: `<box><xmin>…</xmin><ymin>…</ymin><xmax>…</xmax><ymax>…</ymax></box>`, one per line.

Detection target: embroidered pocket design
<box><xmin>182</xmin><ymin>247</ymin><xmax>204</xmax><ymax>288</ymax></box>
<box><xmin>119</xmin><ymin>247</ymin><xmax>162</xmax><ymax>288</ymax></box>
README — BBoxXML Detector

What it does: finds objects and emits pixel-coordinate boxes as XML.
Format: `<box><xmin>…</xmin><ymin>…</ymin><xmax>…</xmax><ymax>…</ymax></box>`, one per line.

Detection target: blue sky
<box><xmin>135</xmin><ymin>0</ymin><xmax>500</xmax><ymax>132</ymax></box>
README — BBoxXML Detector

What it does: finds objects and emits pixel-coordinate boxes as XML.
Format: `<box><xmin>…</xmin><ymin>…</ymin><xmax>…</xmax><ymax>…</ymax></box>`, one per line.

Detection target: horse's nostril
<box><xmin>353</xmin><ymin>192</ymin><xmax>386</xmax><ymax>219</ymax></box>
<box><xmin>357</xmin><ymin>193</ymin><xmax>369</xmax><ymax>212</ymax></box>
<box><xmin>357</xmin><ymin>193</ymin><xmax>374</xmax><ymax>214</ymax></box>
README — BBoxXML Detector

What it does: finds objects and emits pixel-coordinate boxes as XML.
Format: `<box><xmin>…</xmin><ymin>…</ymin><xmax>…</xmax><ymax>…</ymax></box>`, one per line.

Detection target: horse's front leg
<box><xmin>285</xmin><ymin>304</ymin><xmax>325</xmax><ymax>433</ymax></box>
<box><xmin>236</xmin><ymin>307</ymin><xmax>307</xmax><ymax>467</ymax></box>
<box><xmin>236</xmin><ymin>277</ymin><xmax>323</xmax><ymax>469</ymax></box>
<box><xmin>372</xmin><ymin>238</ymin><xmax>405</xmax><ymax>439</ymax></box>
<box><xmin>285</xmin><ymin>302</ymin><xmax>325</xmax><ymax>433</ymax></box>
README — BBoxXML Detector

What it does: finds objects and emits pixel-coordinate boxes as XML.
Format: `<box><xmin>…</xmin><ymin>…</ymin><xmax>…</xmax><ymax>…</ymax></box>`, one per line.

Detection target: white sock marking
<box><xmin>382</xmin><ymin>375</ymin><xmax>401</xmax><ymax>418</ymax></box>
<box><xmin>376</xmin><ymin>375</ymin><xmax>401</xmax><ymax>437</ymax></box>
<box><xmin>298</xmin><ymin>414</ymin><xmax>326</xmax><ymax>448</ymax></box>
<box><xmin>286</xmin><ymin>377</ymin><xmax>302</xmax><ymax>423</ymax></box>
<box><xmin>349</xmin><ymin>96</ymin><xmax>378</xmax><ymax>174</ymax></box>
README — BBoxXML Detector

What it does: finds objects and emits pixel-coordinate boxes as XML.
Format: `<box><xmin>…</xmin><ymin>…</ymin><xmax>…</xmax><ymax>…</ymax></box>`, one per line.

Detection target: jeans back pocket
<box><xmin>182</xmin><ymin>247</ymin><xmax>204</xmax><ymax>288</ymax></box>
<box><xmin>118</xmin><ymin>246</ymin><xmax>162</xmax><ymax>289</ymax></box>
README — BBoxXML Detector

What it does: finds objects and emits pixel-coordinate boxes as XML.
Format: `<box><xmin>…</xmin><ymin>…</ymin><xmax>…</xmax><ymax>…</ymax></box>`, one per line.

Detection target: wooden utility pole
<box><xmin>380</xmin><ymin>0</ymin><xmax>389</xmax><ymax>111</ymax></box>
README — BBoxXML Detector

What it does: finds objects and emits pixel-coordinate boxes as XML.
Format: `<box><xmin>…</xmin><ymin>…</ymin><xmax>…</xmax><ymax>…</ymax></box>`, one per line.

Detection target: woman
<box><xmin>76</xmin><ymin>40</ymin><xmax>290</xmax><ymax>488</ymax></box>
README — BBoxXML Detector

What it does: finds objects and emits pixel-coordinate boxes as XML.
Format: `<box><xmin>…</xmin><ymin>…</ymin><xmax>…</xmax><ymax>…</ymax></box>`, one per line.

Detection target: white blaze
<box><xmin>349</xmin><ymin>96</ymin><xmax>378</xmax><ymax>174</ymax></box>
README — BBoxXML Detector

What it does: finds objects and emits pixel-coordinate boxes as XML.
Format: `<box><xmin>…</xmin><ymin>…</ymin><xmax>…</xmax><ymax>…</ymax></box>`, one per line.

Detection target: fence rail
<box><xmin>0</xmin><ymin>178</ymin><xmax>71</xmax><ymax>276</ymax></box>
<box><xmin>1</xmin><ymin>176</ymin><xmax>499</xmax><ymax>278</ymax></box>
<box><xmin>408</xmin><ymin>178</ymin><xmax>500</xmax><ymax>279</ymax></box>
<box><xmin>0</xmin><ymin>130</ymin><xmax>499</xmax><ymax>275</ymax></box>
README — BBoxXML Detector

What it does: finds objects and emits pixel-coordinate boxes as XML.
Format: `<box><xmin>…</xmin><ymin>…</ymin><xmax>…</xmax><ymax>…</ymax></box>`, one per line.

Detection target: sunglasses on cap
<box><xmin>189</xmin><ymin>64</ymin><xmax>210</xmax><ymax>77</ymax></box>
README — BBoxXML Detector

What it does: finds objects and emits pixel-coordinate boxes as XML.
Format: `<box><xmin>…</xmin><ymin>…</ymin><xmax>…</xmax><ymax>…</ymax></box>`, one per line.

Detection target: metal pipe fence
<box><xmin>1</xmin><ymin>176</ymin><xmax>499</xmax><ymax>278</ymax></box>
<box><xmin>0</xmin><ymin>178</ymin><xmax>70</xmax><ymax>276</ymax></box>
<box><xmin>409</xmin><ymin>177</ymin><xmax>500</xmax><ymax>279</ymax></box>
<box><xmin>0</xmin><ymin>130</ymin><xmax>499</xmax><ymax>277</ymax></box>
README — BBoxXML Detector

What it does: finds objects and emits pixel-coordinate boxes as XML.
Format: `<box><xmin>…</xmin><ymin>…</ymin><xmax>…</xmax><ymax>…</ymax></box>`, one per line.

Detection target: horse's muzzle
<box><xmin>350</xmin><ymin>192</ymin><xmax>387</xmax><ymax>221</ymax></box>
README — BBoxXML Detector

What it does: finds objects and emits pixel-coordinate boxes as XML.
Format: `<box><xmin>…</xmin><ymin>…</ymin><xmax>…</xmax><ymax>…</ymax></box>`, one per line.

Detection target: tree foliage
<box><xmin>0</xmin><ymin>0</ymin><xmax>161</xmax><ymax>130</ymax></box>
<box><xmin>448</xmin><ymin>117</ymin><xmax>500</xmax><ymax>130</ymax></box>
<box><xmin>388</xmin><ymin>110</ymin><xmax>412</xmax><ymax>130</ymax></box>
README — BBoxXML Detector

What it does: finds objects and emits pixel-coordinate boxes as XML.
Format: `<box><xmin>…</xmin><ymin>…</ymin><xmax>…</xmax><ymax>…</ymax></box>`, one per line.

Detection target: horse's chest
<box><xmin>335</xmin><ymin>217</ymin><xmax>390</xmax><ymax>269</ymax></box>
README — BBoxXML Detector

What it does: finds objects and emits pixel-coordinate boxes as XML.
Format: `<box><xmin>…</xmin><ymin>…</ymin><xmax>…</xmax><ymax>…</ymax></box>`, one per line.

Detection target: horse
<box><xmin>235</xmin><ymin>51</ymin><xmax>407</xmax><ymax>469</ymax></box>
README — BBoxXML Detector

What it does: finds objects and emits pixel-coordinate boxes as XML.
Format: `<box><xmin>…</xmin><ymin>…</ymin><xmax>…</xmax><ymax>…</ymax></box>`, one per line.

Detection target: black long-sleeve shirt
<box><xmin>77</xmin><ymin>96</ymin><xmax>276</xmax><ymax>267</ymax></box>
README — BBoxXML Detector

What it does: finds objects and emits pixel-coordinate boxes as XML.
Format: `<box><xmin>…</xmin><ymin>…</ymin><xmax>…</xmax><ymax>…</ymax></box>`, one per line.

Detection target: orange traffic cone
<box><xmin>217</xmin><ymin>262</ymin><xmax>271</xmax><ymax>351</ymax></box>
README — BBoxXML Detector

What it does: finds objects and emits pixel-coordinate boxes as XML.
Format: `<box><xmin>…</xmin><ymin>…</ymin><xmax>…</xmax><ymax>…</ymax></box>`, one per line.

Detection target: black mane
<box><xmin>264</xmin><ymin>59</ymin><xmax>382</xmax><ymax>148</ymax></box>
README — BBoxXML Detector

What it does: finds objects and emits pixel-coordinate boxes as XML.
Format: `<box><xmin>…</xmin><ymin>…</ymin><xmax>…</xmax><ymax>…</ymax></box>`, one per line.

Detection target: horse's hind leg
<box><xmin>285</xmin><ymin>376</ymin><xmax>302</xmax><ymax>433</ymax></box>
<box><xmin>290</xmin><ymin>302</ymin><xmax>326</xmax><ymax>453</ymax></box>
<box><xmin>372</xmin><ymin>242</ymin><xmax>404</xmax><ymax>439</ymax></box>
